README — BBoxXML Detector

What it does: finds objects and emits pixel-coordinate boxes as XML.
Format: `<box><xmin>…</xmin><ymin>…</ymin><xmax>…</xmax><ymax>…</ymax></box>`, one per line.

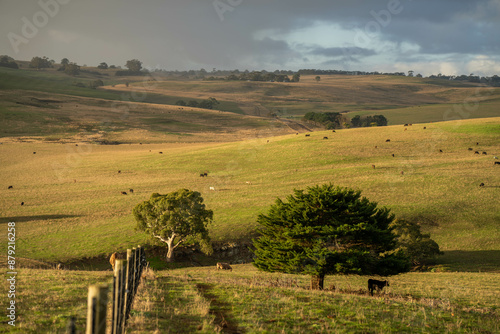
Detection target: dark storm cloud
<box><xmin>310</xmin><ymin>46</ymin><xmax>376</xmax><ymax>58</ymax></box>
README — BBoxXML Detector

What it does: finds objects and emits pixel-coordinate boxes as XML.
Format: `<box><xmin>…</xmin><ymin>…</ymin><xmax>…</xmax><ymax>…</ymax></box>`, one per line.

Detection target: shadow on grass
<box><xmin>437</xmin><ymin>250</ymin><xmax>500</xmax><ymax>272</ymax></box>
<box><xmin>0</xmin><ymin>214</ymin><xmax>80</xmax><ymax>224</ymax></box>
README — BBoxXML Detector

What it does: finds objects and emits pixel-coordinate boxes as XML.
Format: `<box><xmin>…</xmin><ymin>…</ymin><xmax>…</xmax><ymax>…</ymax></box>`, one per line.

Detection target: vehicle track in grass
<box><xmin>196</xmin><ymin>283</ymin><xmax>243</xmax><ymax>333</ymax></box>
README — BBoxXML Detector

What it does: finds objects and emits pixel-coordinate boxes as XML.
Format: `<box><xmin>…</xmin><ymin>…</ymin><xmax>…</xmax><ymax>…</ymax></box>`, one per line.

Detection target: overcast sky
<box><xmin>1</xmin><ymin>0</ymin><xmax>500</xmax><ymax>76</ymax></box>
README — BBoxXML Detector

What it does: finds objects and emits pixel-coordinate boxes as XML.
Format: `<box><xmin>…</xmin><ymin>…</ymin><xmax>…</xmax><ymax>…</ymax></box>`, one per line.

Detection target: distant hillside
<box><xmin>103</xmin><ymin>74</ymin><xmax>500</xmax><ymax>125</ymax></box>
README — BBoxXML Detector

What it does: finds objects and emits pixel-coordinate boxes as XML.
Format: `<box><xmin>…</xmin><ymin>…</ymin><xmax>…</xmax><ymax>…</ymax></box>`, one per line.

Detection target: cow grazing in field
<box><xmin>439</xmin><ymin>149</ymin><xmax>443</xmax><ymax>153</ymax></box>
<box><xmin>392</xmin><ymin>154</ymin><xmax>395</xmax><ymax>157</ymax></box>
<box><xmin>494</xmin><ymin>161</ymin><xmax>500</xmax><ymax>165</ymax></box>
<box><xmin>468</xmin><ymin>148</ymin><xmax>473</xmax><ymax>151</ymax></box>
<box><xmin>404</xmin><ymin>124</ymin><xmax>408</xmax><ymax>127</ymax></box>
<box><xmin>423</xmin><ymin>127</ymin><xmax>426</xmax><ymax>129</ymax></box>
<box><xmin>121</xmin><ymin>191</ymin><xmax>127</xmax><ymax>195</ymax></box>
<box><xmin>479</xmin><ymin>183</ymin><xmax>485</xmax><ymax>187</ymax></box>
<box><xmin>118</xmin><ymin>170</ymin><xmax>121</xmax><ymax>174</ymax></box>
<box><xmin>323</xmin><ymin>137</ymin><xmax>328</xmax><ymax>140</ymax></box>
<box><xmin>129</xmin><ymin>189</ymin><xmax>134</xmax><ymax>193</ymax></box>
<box><xmin>33</xmin><ymin>152</ymin><xmax>36</xmax><ymax>154</ymax></box>
<box><xmin>332</xmin><ymin>130</ymin><xmax>336</xmax><ymax>133</ymax></box>
<box><xmin>200</xmin><ymin>173</ymin><xmax>205</xmax><ymax>177</ymax></box>
<box><xmin>204</xmin><ymin>172</ymin><xmax>208</xmax><ymax>177</ymax></box>
<box><xmin>110</xmin><ymin>253</ymin><xmax>118</xmax><ymax>271</ymax></box>
<box><xmin>159</xmin><ymin>152</ymin><xmax>163</xmax><ymax>154</ymax></box>
<box><xmin>209</xmin><ymin>186</ymin><xmax>215</xmax><ymax>191</ymax></box>
<box><xmin>8</xmin><ymin>186</ymin><xmax>13</xmax><ymax>189</ymax></box>
<box><xmin>386</xmin><ymin>139</ymin><xmax>391</xmax><ymax>142</ymax></box>
<box><xmin>21</xmin><ymin>202</ymin><xmax>24</xmax><ymax>206</ymax></box>
<box><xmin>372</xmin><ymin>165</ymin><xmax>376</xmax><ymax>169</ymax></box>
<box><xmin>216</xmin><ymin>262</ymin><xmax>232</xmax><ymax>271</ymax></box>
<box><xmin>482</xmin><ymin>152</ymin><xmax>487</xmax><ymax>155</ymax></box>
<box><xmin>305</xmin><ymin>134</ymin><xmax>310</xmax><ymax>137</ymax></box>
<box><xmin>474</xmin><ymin>151</ymin><xmax>480</xmax><ymax>154</ymax></box>
<box><xmin>368</xmin><ymin>279</ymin><xmax>389</xmax><ymax>296</ymax></box>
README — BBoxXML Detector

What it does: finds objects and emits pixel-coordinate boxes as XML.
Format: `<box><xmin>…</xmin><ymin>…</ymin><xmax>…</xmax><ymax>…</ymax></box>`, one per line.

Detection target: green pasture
<box><xmin>0</xmin><ymin>118</ymin><xmax>498</xmax><ymax>267</ymax></box>
<box><xmin>3</xmin><ymin>265</ymin><xmax>499</xmax><ymax>333</ymax></box>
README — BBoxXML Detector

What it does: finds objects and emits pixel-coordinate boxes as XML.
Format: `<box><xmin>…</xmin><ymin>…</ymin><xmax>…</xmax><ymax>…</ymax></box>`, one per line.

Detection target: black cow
<box><xmin>8</xmin><ymin>186</ymin><xmax>13</xmax><ymax>189</ymax></box>
<box><xmin>323</xmin><ymin>137</ymin><xmax>328</xmax><ymax>140</ymax></box>
<box><xmin>21</xmin><ymin>202</ymin><xmax>24</xmax><ymax>206</ymax></box>
<box><xmin>121</xmin><ymin>191</ymin><xmax>127</xmax><ymax>195</ymax></box>
<box><xmin>479</xmin><ymin>183</ymin><xmax>485</xmax><ymax>187</ymax></box>
<box><xmin>368</xmin><ymin>279</ymin><xmax>389</xmax><ymax>296</ymax></box>
<box><xmin>482</xmin><ymin>152</ymin><xmax>487</xmax><ymax>155</ymax></box>
<box><xmin>495</xmin><ymin>162</ymin><xmax>500</xmax><ymax>165</ymax></box>
<box><xmin>129</xmin><ymin>189</ymin><xmax>134</xmax><ymax>193</ymax></box>
<box><xmin>386</xmin><ymin>139</ymin><xmax>391</xmax><ymax>142</ymax></box>
<box><xmin>305</xmin><ymin>134</ymin><xmax>310</xmax><ymax>137</ymax></box>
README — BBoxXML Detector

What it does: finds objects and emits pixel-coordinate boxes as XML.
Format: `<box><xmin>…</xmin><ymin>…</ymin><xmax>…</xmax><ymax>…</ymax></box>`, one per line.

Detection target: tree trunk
<box><xmin>166</xmin><ymin>247</ymin><xmax>174</xmax><ymax>262</ymax></box>
<box><xmin>310</xmin><ymin>274</ymin><xmax>325</xmax><ymax>290</ymax></box>
<box><xmin>166</xmin><ymin>243</ymin><xmax>174</xmax><ymax>263</ymax></box>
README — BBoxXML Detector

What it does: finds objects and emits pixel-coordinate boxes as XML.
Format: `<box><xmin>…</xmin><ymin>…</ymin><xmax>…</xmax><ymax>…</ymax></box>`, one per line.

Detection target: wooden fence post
<box><xmin>123</xmin><ymin>248</ymin><xmax>135</xmax><ymax>326</ymax></box>
<box><xmin>86</xmin><ymin>285</ymin><xmax>108</xmax><ymax>334</ymax></box>
<box><xmin>112</xmin><ymin>259</ymin><xmax>127</xmax><ymax>334</ymax></box>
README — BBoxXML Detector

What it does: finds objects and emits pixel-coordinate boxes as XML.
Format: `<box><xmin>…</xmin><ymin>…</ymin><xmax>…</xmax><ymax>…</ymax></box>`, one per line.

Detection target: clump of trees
<box><xmin>29</xmin><ymin>56</ymin><xmax>54</xmax><ymax>70</ymax></box>
<box><xmin>115</xmin><ymin>59</ymin><xmax>146</xmax><ymax>76</ymax></box>
<box><xmin>303</xmin><ymin>112</ymin><xmax>343</xmax><ymax>129</ymax></box>
<box><xmin>219</xmin><ymin>70</ymin><xmax>302</xmax><ymax>83</ymax></box>
<box><xmin>57</xmin><ymin>58</ymin><xmax>80</xmax><ymax>76</ymax></box>
<box><xmin>351</xmin><ymin>114</ymin><xmax>388</xmax><ymax>127</ymax></box>
<box><xmin>389</xmin><ymin>219</ymin><xmax>443</xmax><ymax>268</ymax></box>
<box><xmin>252</xmin><ymin>184</ymin><xmax>412</xmax><ymax>290</ymax></box>
<box><xmin>175</xmin><ymin>97</ymin><xmax>219</xmax><ymax>110</ymax></box>
<box><xmin>133</xmin><ymin>190</ymin><xmax>213</xmax><ymax>263</ymax></box>
<box><xmin>0</xmin><ymin>55</ymin><xmax>19</xmax><ymax>69</ymax></box>
<box><xmin>303</xmin><ymin>112</ymin><xmax>387</xmax><ymax>129</ymax></box>
<box><xmin>89</xmin><ymin>79</ymin><xmax>104</xmax><ymax>89</ymax></box>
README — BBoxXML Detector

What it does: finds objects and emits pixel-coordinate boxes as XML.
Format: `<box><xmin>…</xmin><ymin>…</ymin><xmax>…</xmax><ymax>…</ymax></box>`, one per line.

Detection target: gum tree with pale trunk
<box><xmin>133</xmin><ymin>190</ymin><xmax>213</xmax><ymax>262</ymax></box>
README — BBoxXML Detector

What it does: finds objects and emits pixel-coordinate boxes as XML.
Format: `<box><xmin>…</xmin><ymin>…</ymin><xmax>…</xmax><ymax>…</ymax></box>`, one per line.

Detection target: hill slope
<box><xmin>1</xmin><ymin>118</ymin><xmax>498</xmax><ymax>269</ymax></box>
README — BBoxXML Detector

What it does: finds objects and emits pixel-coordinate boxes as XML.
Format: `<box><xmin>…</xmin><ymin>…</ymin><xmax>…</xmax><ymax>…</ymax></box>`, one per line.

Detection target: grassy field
<box><xmin>2</xmin><ymin>265</ymin><xmax>499</xmax><ymax>333</ymax></box>
<box><xmin>1</xmin><ymin>65</ymin><xmax>499</xmax><ymax>333</ymax></box>
<box><xmin>0</xmin><ymin>117</ymin><xmax>498</xmax><ymax>266</ymax></box>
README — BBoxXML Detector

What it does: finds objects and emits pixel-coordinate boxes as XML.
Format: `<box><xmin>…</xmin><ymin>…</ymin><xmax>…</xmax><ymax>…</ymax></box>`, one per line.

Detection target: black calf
<box><xmin>368</xmin><ymin>279</ymin><xmax>389</xmax><ymax>296</ymax></box>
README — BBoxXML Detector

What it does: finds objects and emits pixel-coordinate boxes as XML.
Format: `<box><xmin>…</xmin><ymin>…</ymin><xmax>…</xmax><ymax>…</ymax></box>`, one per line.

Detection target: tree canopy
<box><xmin>133</xmin><ymin>190</ymin><xmax>213</xmax><ymax>262</ymax></box>
<box><xmin>252</xmin><ymin>184</ymin><xmax>410</xmax><ymax>289</ymax></box>
<box><xmin>125</xmin><ymin>59</ymin><xmax>142</xmax><ymax>72</ymax></box>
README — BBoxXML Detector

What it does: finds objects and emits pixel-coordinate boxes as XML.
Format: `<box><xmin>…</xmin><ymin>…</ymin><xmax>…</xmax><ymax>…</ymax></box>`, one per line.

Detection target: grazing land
<box><xmin>0</xmin><ymin>64</ymin><xmax>499</xmax><ymax>333</ymax></box>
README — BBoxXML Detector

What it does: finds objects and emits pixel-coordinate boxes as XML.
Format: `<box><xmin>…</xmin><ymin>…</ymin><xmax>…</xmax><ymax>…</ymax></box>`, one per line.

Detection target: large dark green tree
<box><xmin>252</xmin><ymin>184</ymin><xmax>410</xmax><ymax>289</ymax></box>
<box><xmin>133</xmin><ymin>190</ymin><xmax>213</xmax><ymax>262</ymax></box>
